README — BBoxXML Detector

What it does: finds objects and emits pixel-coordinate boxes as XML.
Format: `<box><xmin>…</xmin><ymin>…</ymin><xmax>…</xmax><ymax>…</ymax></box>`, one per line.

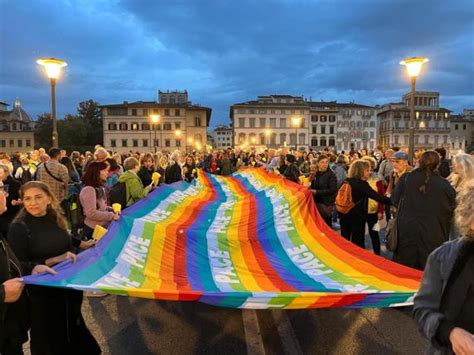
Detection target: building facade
<box><xmin>0</xmin><ymin>99</ymin><xmax>35</xmax><ymax>154</ymax></box>
<box><xmin>210</xmin><ymin>125</ymin><xmax>233</xmax><ymax>149</ymax></box>
<box><xmin>450</xmin><ymin>109</ymin><xmax>474</xmax><ymax>152</ymax></box>
<box><xmin>102</xmin><ymin>91</ymin><xmax>211</xmax><ymax>153</ymax></box>
<box><xmin>377</xmin><ymin>91</ymin><xmax>451</xmax><ymax>152</ymax></box>
<box><xmin>230</xmin><ymin>95</ymin><xmax>310</xmax><ymax>150</ymax></box>
<box><xmin>308</xmin><ymin>101</ymin><xmax>338</xmax><ymax>150</ymax></box>
<box><xmin>335</xmin><ymin>103</ymin><xmax>377</xmax><ymax>152</ymax></box>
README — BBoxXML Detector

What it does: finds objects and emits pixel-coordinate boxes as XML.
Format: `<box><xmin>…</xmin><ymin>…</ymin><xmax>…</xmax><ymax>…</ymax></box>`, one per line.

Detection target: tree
<box><xmin>77</xmin><ymin>99</ymin><xmax>103</xmax><ymax>146</ymax></box>
<box><xmin>34</xmin><ymin>113</ymin><xmax>52</xmax><ymax>149</ymax></box>
<box><xmin>58</xmin><ymin>114</ymin><xmax>91</xmax><ymax>152</ymax></box>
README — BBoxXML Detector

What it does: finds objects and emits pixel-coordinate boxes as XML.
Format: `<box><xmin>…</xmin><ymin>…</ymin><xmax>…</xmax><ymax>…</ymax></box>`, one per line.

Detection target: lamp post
<box><xmin>175</xmin><ymin>129</ymin><xmax>181</xmax><ymax>151</ymax></box>
<box><xmin>291</xmin><ymin>116</ymin><xmax>301</xmax><ymax>152</ymax></box>
<box><xmin>400</xmin><ymin>56</ymin><xmax>429</xmax><ymax>162</ymax></box>
<box><xmin>150</xmin><ymin>114</ymin><xmax>160</xmax><ymax>153</ymax></box>
<box><xmin>264</xmin><ymin>129</ymin><xmax>271</xmax><ymax>148</ymax></box>
<box><xmin>188</xmin><ymin>137</ymin><xmax>194</xmax><ymax>152</ymax></box>
<box><xmin>251</xmin><ymin>136</ymin><xmax>256</xmax><ymax>150</ymax></box>
<box><xmin>37</xmin><ymin>58</ymin><xmax>67</xmax><ymax>148</ymax></box>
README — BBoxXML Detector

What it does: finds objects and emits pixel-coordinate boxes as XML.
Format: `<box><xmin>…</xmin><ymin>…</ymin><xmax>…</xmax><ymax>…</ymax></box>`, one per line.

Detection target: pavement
<box><xmin>81</xmin><ymin>295</ymin><xmax>428</xmax><ymax>354</ymax></box>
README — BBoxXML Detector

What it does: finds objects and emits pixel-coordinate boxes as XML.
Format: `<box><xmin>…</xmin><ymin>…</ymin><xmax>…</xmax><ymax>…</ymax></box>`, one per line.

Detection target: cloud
<box><xmin>0</xmin><ymin>0</ymin><xmax>472</xmax><ymax>127</ymax></box>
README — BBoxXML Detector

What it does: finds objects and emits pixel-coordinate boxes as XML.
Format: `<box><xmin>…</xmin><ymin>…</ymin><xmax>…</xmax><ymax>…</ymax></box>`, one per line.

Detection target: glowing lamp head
<box><xmin>150</xmin><ymin>114</ymin><xmax>160</xmax><ymax>123</ymax></box>
<box><xmin>175</xmin><ymin>129</ymin><xmax>181</xmax><ymax>137</ymax></box>
<box><xmin>419</xmin><ymin>121</ymin><xmax>426</xmax><ymax>129</ymax></box>
<box><xmin>400</xmin><ymin>56</ymin><xmax>429</xmax><ymax>78</ymax></box>
<box><xmin>251</xmin><ymin>137</ymin><xmax>256</xmax><ymax>144</ymax></box>
<box><xmin>264</xmin><ymin>129</ymin><xmax>271</xmax><ymax>137</ymax></box>
<box><xmin>188</xmin><ymin>137</ymin><xmax>193</xmax><ymax>144</ymax></box>
<box><xmin>37</xmin><ymin>58</ymin><xmax>67</xmax><ymax>80</ymax></box>
<box><xmin>292</xmin><ymin>116</ymin><xmax>301</xmax><ymax>127</ymax></box>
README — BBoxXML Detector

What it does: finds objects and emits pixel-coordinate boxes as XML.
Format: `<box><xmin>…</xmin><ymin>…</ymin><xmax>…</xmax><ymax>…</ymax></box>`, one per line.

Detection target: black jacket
<box><xmin>165</xmin><ymin>163</ymin><xmax>182</xmax><ymax>184</ymax></box>
<box><xmin>392</xmin><ymin>169</ymin><xmax>456</xmax><ymax>269</ymax></box>
<box><xmin>283</xmin><ymin>163</ymin><xmax>300</xmax><ymax>183</ymax></box>
<box><xmin>0</xmin><ymin>176</ymin><xmax>21</xmax><ymax>236</ymax></box>
<box><xmin>137</xmin><ymin>166</ymin><xmax>155</xmax><ymax>187</ymax></box>
<box><xmin>344</xmin><ymin>178</ymin><xmax>391</xmax><ymax>220</ymax></box>
<box><xmin>438</xmin><ymin>159</ymin><xmax>451</xmax><ymax>179</ymax></box>
<box><xmin>311</xmin><ymin>169</ymin><xmax>338</xmax><ymax>205</ymax></box>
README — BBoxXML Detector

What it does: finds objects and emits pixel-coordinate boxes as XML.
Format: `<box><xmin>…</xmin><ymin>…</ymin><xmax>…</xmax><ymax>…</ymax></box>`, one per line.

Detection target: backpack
<box><xmin>109</xmin><ymin>181</ymin><xmax>128</xmax><ymax>208</ymax></box>
<box><xmin>335</xmin><ymin>181</ymin><xmax>355</xmax><ymax>214</ymax></box>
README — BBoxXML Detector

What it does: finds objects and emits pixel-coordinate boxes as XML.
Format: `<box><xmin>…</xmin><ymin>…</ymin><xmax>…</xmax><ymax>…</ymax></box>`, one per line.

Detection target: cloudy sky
<box><xmin>1</xmin><ymin>0</ymin><xmax>473</xmax><ymax>127</ymax></box>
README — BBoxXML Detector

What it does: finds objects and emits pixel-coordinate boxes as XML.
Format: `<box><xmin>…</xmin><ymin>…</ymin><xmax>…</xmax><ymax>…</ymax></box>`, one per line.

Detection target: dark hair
<box><xmin>105</xmin><ymin>157</ymin><xmax>120</xmax><ymax>172</ymax></box>
<box><xmin>434</xmin><ymin>147</ymin><xmax>447</xmax><ymax>160</ymax></box>
<box><xmin>48</xmin><ymin>148</ymin><xmax>61</xmax><ymax>159</ymax></box>
<box><xmin>317</xmin><ymin>154</ymin><xmax>329</xmax><ymax>163</ymax></box>
<box><xmin>60</xmin><ymin>156</ymin><xmax>76</xmax><ymax>177</ymax></box>
<box><xmin>286</xmin><ymin>154</ymin><xmax>296</xmax><ymax>164</ymax></box>
<box><xmin>418</xmin><ymin>151</ymin><xmax>441</xmax><ymax>194</ymax></box>
<box><xmin>14</xmin><ymin>181</ymin><xmax>67</xmax><ymax>230</ymax></box>
<box><xmin>81</xmin><ymin>161</ymin><xmax>108</xmax><ymax>187</ymax></box>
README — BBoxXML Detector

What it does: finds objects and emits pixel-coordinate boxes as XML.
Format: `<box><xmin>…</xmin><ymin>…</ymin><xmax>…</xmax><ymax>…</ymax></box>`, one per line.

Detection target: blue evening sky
<box><xmin>1</xmin><ymin>0</ymin><xmax>473</xmax><ymax>127</ymax></box>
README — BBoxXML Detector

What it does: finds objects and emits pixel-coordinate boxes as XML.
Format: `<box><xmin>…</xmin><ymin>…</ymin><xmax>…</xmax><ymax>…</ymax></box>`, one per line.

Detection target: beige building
<box><xmin>210</xmin><ymin>125</ymin><xmax>232</xmax><ymax>149</ymax></box>
<box><xmin>230</xmin><ymin>95</ymin><xmax>310</xmax><ymax>150</ymax></box>
<box><xmin>101</xmin><ymin>91</ymin><xmax>211</xmax><ymax>153</ymax></box>
<box><xmin>0</xmin><ymin>99</ymin><xmax>35</xmax><ymax>154</ymax></box>
<box><xmin>377</xmin><ymin>91</ymin><xmax>451</xmax><ymax>152</ymax></box>
<box><xmin>450</xmin><ymin>109</ymin><xmax>474</xmax><ymax>152</ymax></box>
<box><xmin>308</xmin><ymin>101</ymin><xmax>338</xmax><ymax>150</ymax></box>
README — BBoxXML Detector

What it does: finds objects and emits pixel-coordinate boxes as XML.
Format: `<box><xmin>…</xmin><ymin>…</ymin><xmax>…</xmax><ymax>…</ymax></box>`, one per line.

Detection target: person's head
<box><xmin>141</xmin><ymin>153</ymin><xmax>154</xmax><ymax>169</ymax></box>
<box><xmin>123</xmin><ymin>157</ymin><xmax>140</xmax><ymax>172</ymax></box>
<box><xmin>95</xmin><ymin>147</ymin><xmax>109</xmax><ymax>161</ymax></box>
<box><xmin>418</xmin><ymin>151</ymin><xmax>441</xmax><ymax>194</ymax></box>
<box><xmin>48</xmin><ymin>148</ymin><xmax>61</xmax><ymax>160</ymax></box>
<box><xmin>384</xmin><ymin>149</ymin><xmax>394</xmax><ymax>160</ymax></box>
<box><xmin>434</xmin><ymin>147</ymin><xmax>447</xmax><ymax>160</ymax></box>
<box><xmin>361</xmin><ymin>156</ymin><xmax>377</xmax><ymax>171</ymax></box>
<box><xmin>185</xmin><ymin>156</ymin><xmax>195</xmax><ymax>166</ymax></box>
<box><xmin>82</xmin><ymin>161</ymin><xmax>108</xmax><ymax>187</ymax></box>
<box><xmin>455</xmin><ymin>179</ymin><xmax>474</xmax><ymax>238</ymax></box>
<box><xmin>392</xmin><ymin>151</ymin><xmax>409</xmax><ymax>173</ymax></box>
<box><xmin>159</xmin><ymin>155</ymin><xmax>168</xmax><ymax>167</ymax></box>
<box><xmin>38</xmin><ymin>148</ymin><xmax>46</xmax><ymax>156</ymax></box>
<box><xmin>285</xmin><ymin>154</ymin><xmax>296</xmax><ymax>165</ymax></box>
<box><xmin>16</xmin><ymin>181</ymin><xmax>67</xmax><ymax>230</ymax></box>
<box><xmin>40</xmin><ymin>154</ymin><xmax>50</xmax><ymax>163</ymax></box>
<box><xmin>348</xmin><ymin>159</ymin><xmax>371</xmax><ymax>181</ymax></box>
<box><xmin>336</xmin><ymin>154</ymin><xmax>349</xmax><ymax>166</ymax></box>
<box><xmin>451</xmin><ymin>153</ymin><xmax>474</xmax><ymax>183</ymax></box>
<box><xmin>0</xmin><ymin>164</ymin><xmax>10</xmax><ymax>181</ymax></box>
<box><xmin>105</xmin><ymin>157</ymin><xmax>120</xmax><ymax>173</ymax></box>
<box><xmin>316</xmin><ymin>154</ymin><xmax>329</xmax><ymax>172</ymax></box>
<box><xmin>60</xmin><ymin>156</ymin><xmax>75</xmax><ymax>176</ymax></box>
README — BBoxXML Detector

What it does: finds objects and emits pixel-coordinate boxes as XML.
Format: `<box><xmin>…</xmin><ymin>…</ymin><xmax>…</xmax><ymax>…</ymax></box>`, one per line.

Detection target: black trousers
<box><xmin>366</xmin><ymin>213</ymin><xmax>381</xmax><ymax>255</ymax></box>
<box><xmin>339</xmin><ymin>214</ymin><xmax>366</xmax><ymax>249</ymax></box>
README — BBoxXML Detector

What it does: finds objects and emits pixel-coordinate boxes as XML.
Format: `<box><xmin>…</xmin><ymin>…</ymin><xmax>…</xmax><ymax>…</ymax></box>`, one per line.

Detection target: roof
<box><xmin>0</xmin><ymin>102</ymin><xmax>33</xmax><ymax>123</ymax></box>
<box><xmin>335</xmin><ymin>102</ymin><xmax>374</xmax><ymax>109</ymax></box>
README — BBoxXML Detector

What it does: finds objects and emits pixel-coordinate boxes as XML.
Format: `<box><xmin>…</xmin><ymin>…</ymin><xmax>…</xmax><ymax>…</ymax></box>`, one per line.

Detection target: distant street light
<box><xmin>264</xmin><ymin>129</ymin><xmax>271</xmax><ymax>147</ymax></box>
<box><xmin>150</xmin><ymin>114</ymin><xmax>160</xmax><ymax>152</ymax></box>
<box><xmin>400</xmin><ymin>56</ymin><xmax>429</xmax><ymax>162</ymax></box>
<box><xmin>291</xmin><ymin>116</ymin><xmax>301</xmax><ymax>151</ymax></box>
<box><xmin>37</xmin><ymin>58</ymin><xmax>67</xmax><ymax>148</ymax></box>
<box><xmin>175</xmin><ymin>129</ymin><xmax>182</xmax><ymax>150</ymax></box>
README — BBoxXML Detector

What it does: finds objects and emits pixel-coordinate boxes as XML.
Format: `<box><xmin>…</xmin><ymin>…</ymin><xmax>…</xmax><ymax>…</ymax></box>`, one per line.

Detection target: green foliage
<box><xmin>77</xmin><ymin>99</ymin><xmax>103</xmax><ymax>146</ymax></box>
<box><xmin>34</xmin><ymin>113</ymin><xmax>52</xmax><ymax>149</ymax></box>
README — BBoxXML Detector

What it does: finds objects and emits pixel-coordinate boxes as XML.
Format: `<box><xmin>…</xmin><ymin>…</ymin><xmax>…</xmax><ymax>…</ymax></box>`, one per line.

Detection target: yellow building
<box><xmin>0</xmin><ymin>100</ymin><xmax>35</xmax><ymax>154</ymax></box>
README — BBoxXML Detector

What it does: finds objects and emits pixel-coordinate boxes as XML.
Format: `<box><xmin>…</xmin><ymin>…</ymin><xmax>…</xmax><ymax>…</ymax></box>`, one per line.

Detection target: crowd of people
<box><xmin>0</xmin><ymin>143</ymin><xmax>473</xmax><ymax>354</ymax></box>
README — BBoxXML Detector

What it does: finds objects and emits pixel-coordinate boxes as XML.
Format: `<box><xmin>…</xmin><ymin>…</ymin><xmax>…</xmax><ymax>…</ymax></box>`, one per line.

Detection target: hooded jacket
<box><xmin>118</xmin><ymin>170</ymin><xmax>149</xmax><ymax>207</ymax></box>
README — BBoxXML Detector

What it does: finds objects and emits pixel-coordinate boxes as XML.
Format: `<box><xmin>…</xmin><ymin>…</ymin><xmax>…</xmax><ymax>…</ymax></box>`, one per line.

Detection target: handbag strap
<box><xmin>43</xmin><ymin>162</ymin><xmax>64</xmax><ymax>183</ymax></box>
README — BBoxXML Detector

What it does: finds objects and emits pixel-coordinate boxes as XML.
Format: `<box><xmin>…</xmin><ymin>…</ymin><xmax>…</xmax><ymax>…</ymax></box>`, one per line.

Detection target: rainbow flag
<box><xmin>24</xmin><ymin>168</ymin><xmax>421</xmax><ymax>309</ymax></box>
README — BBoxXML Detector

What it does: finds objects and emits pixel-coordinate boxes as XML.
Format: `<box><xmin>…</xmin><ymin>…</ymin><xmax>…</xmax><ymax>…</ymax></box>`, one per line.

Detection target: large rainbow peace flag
<box><xmin>24</xmin><ymin>168</ymin><xmax>422</xmax><ymax>309</ymax></box>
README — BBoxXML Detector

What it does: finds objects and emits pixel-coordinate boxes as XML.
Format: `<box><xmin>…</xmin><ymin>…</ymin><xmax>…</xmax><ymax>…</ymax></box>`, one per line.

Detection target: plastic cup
<box><xmin>112</xmin><ymin>203</ymin><xmax>121</xmax><ymax>213</ymax></box>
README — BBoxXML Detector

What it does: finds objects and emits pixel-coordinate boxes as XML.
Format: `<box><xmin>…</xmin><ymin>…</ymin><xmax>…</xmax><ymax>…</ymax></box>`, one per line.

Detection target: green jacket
<box><xmin>118</xmin><ymin>170</ymin><xmax>149</xmax><ymax>207</ymax></box>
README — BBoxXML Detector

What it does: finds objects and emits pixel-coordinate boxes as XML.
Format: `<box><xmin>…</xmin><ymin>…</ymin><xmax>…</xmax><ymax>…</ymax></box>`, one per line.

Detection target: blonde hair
<box><xmin>455</xmin><ymin>179</ymin><xmax>474</xmax><ymax>237</ymax></box>
<box><xmin>450</xmin><ymin>153</ymin><xmax>474</xmax><ymax>189</ymax></box>
<box><xmin>14</xmin><ymin>181</ymin><xmax>67</xmax><ymax>231</ymax></box>
<box><xmin>361</xmin><ymin>156</ymin><xmax>377</xmax><ymax>169</ymax></box>
<box><xmin>348</xmin><ymin>159</ymin><xmax>370</xmax><ymax>180</ymax></box>
<box><xmin>123</xmin><ymin>157</ymin><xmax>139</xmax><ymax>171</ymax></box>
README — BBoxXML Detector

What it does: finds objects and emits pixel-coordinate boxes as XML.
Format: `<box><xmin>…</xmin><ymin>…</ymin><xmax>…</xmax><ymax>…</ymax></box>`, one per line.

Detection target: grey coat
<box><xmin>413</xmin><ymin>238</ymin><xmax>470</xmax><ymax>355</ymax></box>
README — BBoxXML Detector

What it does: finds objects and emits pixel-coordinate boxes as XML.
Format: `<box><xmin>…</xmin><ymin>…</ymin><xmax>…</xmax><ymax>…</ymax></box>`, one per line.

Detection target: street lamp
<box><xmin>175</xmin><ymin>129</ymin><xmax>181</xmax><ymax>151</ymax></box>
<box><xmin>150</xmin><ymin>114</ymin><xmax>160</xmax><ymax>152</ymax></box>
<box><xmin>37</xmin><ymin>58</ymin><xmax>67</xmax><ymax>148</ymax></box>
<box><xmin>400</xmin><ymin>56</ymin><xmax>429</xmax><ymax>162</ymax></box>
<box><xmin>264</xmin><ymin>129</ymin><xmax>271</xmax><ymax>147</ymax></box>
<box><xmin>291</xmin><ymin>116</ymin><xmax>301</xmax><ymax>151</ymax></box>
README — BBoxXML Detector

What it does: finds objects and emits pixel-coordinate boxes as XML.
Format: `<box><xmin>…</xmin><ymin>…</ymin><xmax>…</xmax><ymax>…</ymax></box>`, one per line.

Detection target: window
<box><xmin>443</xmin><ymin>135</ymin><xmax>448</xmax><ymax>144</ymax></box>
<box><xmin>132</xmin><ymin>139</ymin><xmax>138</xmax><ymax>147</ymax></box>
<box><xmin>0</xmin><ymin>140</ymin><xmax>5</xmax><ymax>148</ymax></box>
<box><xmin>108</xmin><ymin>123</ymin><xmax>117</xmax><ymax>130</ymax></box>
<box><xmin>280</xmin><ymin>133</ymin><xmax>286</xmax><ymax>145</ymax></box>
<box><xmin>9</xmin><ymin>140</ymin><xmax>14</xmax><ymax>147</ymax></box>
<box><xmin>311</xmin><ymin>115</ymin><xmax>318</xmax><ymax>122</ymax></box>
<box><xmin>175</xmin><ymin>123</ymin><xmax>181</xmax><ymax>130</ymax></box>
<box><xmin>249</xmin><ymin>117</ymin><xmax>255</xmax><ymax>128</ymax></box>
<box><xmin>176</xmin><ymin>140</ymin><xmax>181</xmax><ymax>147</ymax></box>
<box><xmin>270</xmin><ymin>118</ymin><xmax>276</xmax><ymax>128</ymax></box>
<box><xmin>249</xmin><ymin>109</ymin><xmax>255</xmax><ymax>114</ymax></box>
<box><xmin>239</xmin><ymin>117</ymin><xmax>245</xmax><ymax>128</ymax></box>
<box><xmin>434</xmin><ymin>136</ymin><xmax>439</xmax><ymax>145</ymax></box>
<box><xmin>394</xmin><ymin>135</ymin><xmax>399</xmax><ymax>144</ymax></box>
<box><xmin>131</xmin><ymin>122</ymin><xmax>139</xmax><ymax>131</ymax></box>
<box><xmin>280</xmin><ymin>118</ymin><xmax>286</xmax><ymax>128</ymax></box>
<box><xmin>108</xmin><ymin>108</ymin><xmax>127</xmax><ymax>116</ymax></box>
<box><xmin>329</xmin><ymin>126</ymin><xmax>335</xmax><ymax>134</ymax></box>
<box><xmin>164</xmin><ymin>109</ymin><xmax>170</xmax><ymax>116</ymax></box>
<box><xmin>194</xmin><ymin>134</ymin><xmax>202</xmax><ymax>143</ymax></box>
<box><xmin>289</xmin><ymin>133</ymin><xmax>296</xmax><ymax>145</ymax></box>
<box><xmin>312</xmin><ymin>125</ymin><xmax>317</xmax><ymax>134</ymax></box>
<box><xmin>328</xmin><ymin>137</ymin><xmax>335</xmax><ymax>146</ymax></box>
<box><xmin>111</xmin><ymin>139</ymin><xmax>116</xmax><ymax>147</ymax></box>
<box><xmin>142</xmin><ymin>123</ymin><xmax>150</xmax><ymax>130</ymax></box>
<box><xmin>370</xmin><ymin>121</ymin><xmax>375</xmax><ymax>128</ymax></box>
<box><xmin>270</xmin><ymin>133</ymin><xmax>277</xmax><ymax>146</ymax></box>
<box><xmin>165</xmin><ymin>139</ymin><xmax>170</xmax><ymax>147</ymax></box>
<box><xmin>260</xmin><ymin>134</ymin><xmax>265</xmax><ymax>145</ymax></box>
<box><xmin>18</xmin><ymin>139</ymin><xmax>22</xmax><ymax>148</ymax></box>
<box><xmin>26</xmin><ymin>139</ymin><xmax>31</xmax><ymax>147</ymax></box>
<box><xmin>329</xmin><ymin>115</ymin><xmax>336</xmax><ymax>122</ymax></box>
<box><xmin>320</xmin><ymin>116</ymin><xmax>327</xmax><ymax>122</ymax></box>
<box><xmin>122</xmin><ymin>139</ymin><xmax>128</xmax><ymax>147</ymax></box>
<box><xmin>424</xmin><ymin>135</ymin><xmax>429</xmax><ymax>144</ymax></box>
<box><xmin>320</xmin><ymin>137</ymin><xmax>327</xmax><ymax>146</ymax></box>
<box><xmin>163</xmin><ymin>123</ymin><xmax>172</xmax><ymax>130</ymax></box>
<box><xmin>259</xmin><ymin>117</ymin><xmax>266</xmax><ymax>127</ymax></box>
<box><xmin>298</xmin><ymin>133</ymin><xmax>305</xmax><ymax>145</ymax></box>
<box><xmin>131</xmin><ymin>109</ymin><xmax>137</xmax><ymax>116</ymax></box>
<box><xmin>143</xmin><ymin>139</ymin><xmax>148</xmax><ymax>147</ymax></box>
<box><xmin>237</xmin><ymin>109</ymin><xmax>245</xmax><ymax>114</ymax></box>
<box><xmin>311</xmin><ymin>138</ymin><xmax>318</xmax><ymax>146</ymax></box>
<box><xmin>12</xmin><ymin>123</ymin><xmax>17</xmax><ymax>130</ymax></box>
<box><xmin>154</xmin><ymin>139</ymin><xmax>159</xmax><ymax>147</ymax></box>
<box><xmin>281</xmin><ymin>110</ymin><xmax>286</xmax><ymax>114</ymax></box>
<box><xmin>321</xmin><ymin>126</ymin><xmax>326</xmax><ymax>134</ymax></box>
<box><xmin>119</xmin><ymin>122</ymin><xmax>128</xmax><ymax>130</ymax></box>
<box><xmin>143</xmin><ymin>109</ymin><xmax>148</xmax><ymax>116</ymax></box>
<box><xmin>195</xmin><ymin>116</ymin><xmax>202</xmax><ymax>127</ymax></box>
<box><xmin>455</xmin><ymin>124</ymin><xmax>459</xmax><ymax>130</ymax></box>
<box><xmin>175</xmin><ymin>109</ymin><xmax>180</xmax><ymax>116</ymax></box>
<box><xmin>238</xmin><ymin>133</ymin><xmax>246</xmax><ymax>144</ymax></box>
<box><xmin>463</xmin><ymin>124</ymin><xmax>466</xmax><ymax>130</ymax></box>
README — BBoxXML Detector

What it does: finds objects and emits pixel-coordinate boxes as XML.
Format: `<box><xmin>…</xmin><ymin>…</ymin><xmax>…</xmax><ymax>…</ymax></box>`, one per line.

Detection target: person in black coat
<box><xmin>0</xmin><ymin>165</ymin><xmax>22</xmax><ymax>237</ymax></box>
<box><xmin>165</xmin><ymin>153</ymin><xmax>183</xmax><ymax>184</ymax></box>
<box><xmin>8</xmin><ymin>181</ymin><xmax>100</xmax><ymax>355</ymax></box>
<box><xmin>310</xmin><ymin>154</ymin><xmax>337</xmax><ymax>227</ymax></box>
<box><xmin>339</xmin><ymin>160</ymin><xmax>391</xmax><ymax>249</ymax></box>
<box><xmin>283</xmin><ymin>154</ymin><xmax>300</xmax><ymax>183</ymax></box>
<box><xmin>435</xmin><ymin>147</ymin><xmax>451</xmax><ymax>178</ymax></box>
<box><xmin>392</xmin><ymin>151</ymin><xmax>456</xmax><ymax>270</ymax></box>
<box><xmin>137</xmin><ymin>153</ymin><xmax>156</xmax><ymax>187</ymax></box>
